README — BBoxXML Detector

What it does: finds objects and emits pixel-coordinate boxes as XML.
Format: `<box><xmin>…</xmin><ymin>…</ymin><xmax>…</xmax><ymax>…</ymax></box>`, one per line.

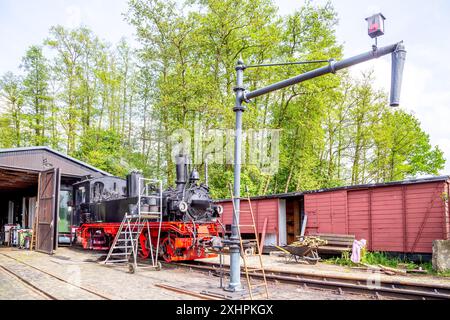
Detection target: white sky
<box><xmin>1</xmin><ymin>0</ymin><xmax>449</xmax><ymax>173</ymax></box>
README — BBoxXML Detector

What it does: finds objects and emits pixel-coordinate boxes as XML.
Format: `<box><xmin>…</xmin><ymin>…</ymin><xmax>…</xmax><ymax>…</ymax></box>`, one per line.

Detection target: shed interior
<box><xmin>0</xmin><ymin>168</ymin><xmax>39</xmax><ymax>246</ymax></box>
<box><xmin>0</xmin><ymin>168</ymin><xmax>39</xmax><ymax>228</ymax></box>
<box><xmin>0</xmin><ymin>167</ymin><xmax>78</xmax><ymax>247</ymax></box>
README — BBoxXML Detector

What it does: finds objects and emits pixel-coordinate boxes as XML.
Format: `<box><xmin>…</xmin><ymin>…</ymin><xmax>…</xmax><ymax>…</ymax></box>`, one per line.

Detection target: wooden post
<box><xmin>259</xmin><ymin>218</ymin><xmax>268</xmax><ymax>254</ymax></box>
<box><xmin>293</xmin><ymin>200</ymin><xmax>300</xmax><ymax>239</ymax></box>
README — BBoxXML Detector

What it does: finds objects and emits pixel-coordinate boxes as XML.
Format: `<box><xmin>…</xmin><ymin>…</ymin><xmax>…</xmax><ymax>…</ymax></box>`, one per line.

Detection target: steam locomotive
<box><xmin>74</xmin><ymin>155</ymin><xmax>224</xmax><ymax>262</ymax></box>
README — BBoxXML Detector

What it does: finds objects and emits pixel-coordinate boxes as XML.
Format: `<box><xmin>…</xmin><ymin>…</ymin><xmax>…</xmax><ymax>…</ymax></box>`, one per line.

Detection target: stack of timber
<box><xmin>308</xmin><ymin>233</ymin><xmax>355</xmax><ymax>255</ymax></box>
<box><xmin>291</xmin><ymin>236</ymin><xmax>328</xmax><ymax>248</ymax></box>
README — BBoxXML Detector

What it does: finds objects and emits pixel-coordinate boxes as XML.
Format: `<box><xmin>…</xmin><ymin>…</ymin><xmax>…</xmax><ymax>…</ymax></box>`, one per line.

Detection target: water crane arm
<box><xmin>244</xmin><ymin>42</ymin><xmax>406</xmax><ymax>107</ymax></box>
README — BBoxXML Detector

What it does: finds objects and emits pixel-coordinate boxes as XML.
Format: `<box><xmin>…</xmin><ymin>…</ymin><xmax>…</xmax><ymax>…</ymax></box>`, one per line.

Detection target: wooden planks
<box><xmin>305</xmin><ymin>181</ymin><xmax>447</xmax><ymax>254</ymax></box>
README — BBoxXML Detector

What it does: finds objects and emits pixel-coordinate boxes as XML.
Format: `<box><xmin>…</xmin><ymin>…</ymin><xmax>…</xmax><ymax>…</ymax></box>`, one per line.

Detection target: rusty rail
<box><xmin>174</xmin><ymin>261</ymin><xmax>450</xmax><ymax>300</ymax></box>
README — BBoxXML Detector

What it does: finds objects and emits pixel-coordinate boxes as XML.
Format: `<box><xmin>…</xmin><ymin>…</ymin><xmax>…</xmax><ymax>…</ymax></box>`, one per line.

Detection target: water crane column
<box><xmin>228</xmin><ymin>42</ymin><xmax>407</xmax><ymax>292</ymax></box>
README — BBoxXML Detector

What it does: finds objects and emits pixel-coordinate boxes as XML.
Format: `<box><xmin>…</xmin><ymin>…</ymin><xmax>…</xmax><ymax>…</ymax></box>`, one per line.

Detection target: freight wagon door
<box><xmin>36</xmin><ymin>168</ymin><xmax>60</xmax><ymax>254</ymax></box>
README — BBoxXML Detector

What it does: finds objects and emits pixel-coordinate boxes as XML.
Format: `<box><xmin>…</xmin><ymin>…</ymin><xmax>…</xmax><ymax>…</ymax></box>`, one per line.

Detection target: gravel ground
<box><xmin>0</xmin><ymin>266</ymin><xmax>47</xmax><ymax>300</ymax></box>
<box><xmin>200</xmin><ymin>253</ymin><xmax>450</xmax><ymax>288</ymax></box>
<box><xmin>0</xmin><ymin>247</ymin><xmax>373</xmax><ymax>300</ymax></box>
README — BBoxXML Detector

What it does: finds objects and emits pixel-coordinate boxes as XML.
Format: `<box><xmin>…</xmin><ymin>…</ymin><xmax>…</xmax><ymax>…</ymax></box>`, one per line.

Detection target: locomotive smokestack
<box><xmin>390</xmin><ymin>42</ymin><xmax>407</xmax><ymax>107</ymax></box>
<box><xmin>175</xmin><ymin>154</ymin><xmax>188</xmax><ymax>192</ymax></box>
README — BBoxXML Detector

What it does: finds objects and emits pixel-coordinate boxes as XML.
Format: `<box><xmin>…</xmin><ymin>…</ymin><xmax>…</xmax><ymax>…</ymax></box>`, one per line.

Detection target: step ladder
<box><xmin>104</xmin><ymin>178</ymin><xmax>163</xmax><ymax>273</ymax></box>
<box><xmin>30</xmin><ymin>215</ymin><xmax>38</xmax><ymax>251</ymax></box>
<box><xmin>229</xmin><ymin>184</ymin><xmax>269</xmax><ymax>300</ymax></box>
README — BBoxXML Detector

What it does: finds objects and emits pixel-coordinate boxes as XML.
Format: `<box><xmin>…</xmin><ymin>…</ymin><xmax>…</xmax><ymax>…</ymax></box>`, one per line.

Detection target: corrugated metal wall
<box><xmin>219</xmin><ymin>198</ymin><xmax>279</xmax><ymax>236</ymax></box>
<box><xmin>0</xmin><ymin>149</ymin><xmax>100</xmax><ymax>177</ymax></box>
<box><xmin>305</xmin><ymin>181</ymin><xmax>449</xmax><ymax>253</ymax></box>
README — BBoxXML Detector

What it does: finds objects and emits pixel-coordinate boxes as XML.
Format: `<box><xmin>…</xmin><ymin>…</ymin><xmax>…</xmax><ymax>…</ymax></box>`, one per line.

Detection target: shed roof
<box><xmin>216</xmin><ymin>175</ymin><xmax>450</xmax><ymax>202</ymax></box>
<box><xmin>0</xmin><ymin>146</ymin><xmax>112</xmax><ymax>177</ymax></box>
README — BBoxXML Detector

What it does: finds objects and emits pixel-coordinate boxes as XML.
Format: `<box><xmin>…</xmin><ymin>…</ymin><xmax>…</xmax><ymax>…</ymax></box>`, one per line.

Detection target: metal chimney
<box><xmin>175</xmin><ymin>154</ymin><xmax>188</xmax><ymax>192</ymax></box>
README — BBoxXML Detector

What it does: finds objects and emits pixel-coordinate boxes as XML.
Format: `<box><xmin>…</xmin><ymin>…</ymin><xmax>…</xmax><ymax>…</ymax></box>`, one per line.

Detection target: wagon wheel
<box><xmin>161</xmin><ymin>235</ymin><xmax>176</xmax><ymax>263</ymax></box>
<box><xmin>138</xmin><ymin>230</ymin><xmax>151</xmax><ymax>259</ymax></box>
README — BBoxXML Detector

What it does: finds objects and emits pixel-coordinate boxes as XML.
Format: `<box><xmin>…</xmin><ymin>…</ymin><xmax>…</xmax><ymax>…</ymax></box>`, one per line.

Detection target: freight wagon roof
<box><xmin>0</xmin><ymin>146</ymin><xmax>112</xmax><ymax>177</ymax></box>
<box><xmin>215</xmin><ymin>175</ymin><xmax>450</xmax><ymax>202</ymax></box>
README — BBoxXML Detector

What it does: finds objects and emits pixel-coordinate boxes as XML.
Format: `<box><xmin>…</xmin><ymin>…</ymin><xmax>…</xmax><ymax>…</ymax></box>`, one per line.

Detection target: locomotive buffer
<box><xmin>103</xmin><ymin>178</ymin><xmax>163</xmax><ymax>273</ymax></box>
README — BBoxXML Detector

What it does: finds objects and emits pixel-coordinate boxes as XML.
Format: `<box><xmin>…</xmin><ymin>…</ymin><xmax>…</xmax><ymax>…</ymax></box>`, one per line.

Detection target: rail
<box><xmin>173</xmin><ymin>261</ymin><xmax>450</xmax><ymax>300</ymax></box>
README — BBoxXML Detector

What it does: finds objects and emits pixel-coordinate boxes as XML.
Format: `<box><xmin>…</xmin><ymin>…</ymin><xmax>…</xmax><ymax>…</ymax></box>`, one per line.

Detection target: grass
<box><xmin>325</xmin><ymin>251</ymin><xmax>450</xmax><ymax>278</ymax></box>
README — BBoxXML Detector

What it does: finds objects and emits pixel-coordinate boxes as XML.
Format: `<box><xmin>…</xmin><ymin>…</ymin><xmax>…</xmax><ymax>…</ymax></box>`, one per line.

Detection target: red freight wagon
<box><xmin>304</xmin><ymin>178</ymin><xmax>450</xmax><ymax>254</ymax></box>
<box><xmin>217</xmin><ymin>176</ymin><xmax>450</xmax><ymax>254</ymax></box>
<box><xmin>217</xmin><ymin>197</ymin><xmax>282</xmax><ymax>248</ymax></box>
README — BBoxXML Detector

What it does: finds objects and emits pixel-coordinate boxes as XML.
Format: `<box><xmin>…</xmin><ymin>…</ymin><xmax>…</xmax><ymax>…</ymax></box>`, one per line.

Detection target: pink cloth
<box><xmin>351</xmin><ymin>239</ymin><xmax>367</xmax><ymax>264</ymax></box>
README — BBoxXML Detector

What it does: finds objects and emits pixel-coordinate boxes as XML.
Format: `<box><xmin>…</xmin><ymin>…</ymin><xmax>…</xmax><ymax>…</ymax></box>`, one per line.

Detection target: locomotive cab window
<box><xmin>93</xmin><ymin>182</ymin><xmax>104</xmax><ymax>199</ymax></box>
<box><xmin>76</xmin><ymin>186</ymin><xmax>86</xmax><ymax>204</ymax></box>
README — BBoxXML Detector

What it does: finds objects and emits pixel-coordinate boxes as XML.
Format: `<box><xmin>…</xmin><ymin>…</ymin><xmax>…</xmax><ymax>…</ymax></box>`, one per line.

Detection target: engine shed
<box><xmin>0</xmin><ymin>147</ymin><xmax>111</xmax><ymax>254</ymax></box>
<box><xmin>217</xmin><ymin>176</ymin><xmax>450</xmax><ymax>255</ymax></box>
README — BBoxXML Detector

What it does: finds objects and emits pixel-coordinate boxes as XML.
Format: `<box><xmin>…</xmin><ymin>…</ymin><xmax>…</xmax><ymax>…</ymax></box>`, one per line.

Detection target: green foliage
<box><xmin>75</xmin><ymin>128</ymin><xmax>128</xmax><ymax>177</ymax></box>
<box><xmin>0</xmin><ymin>0</ymin><xmax>446</xmax><ymax>191</ymax></box>
<box><xmin>21</xmin><ymin>45</ymin><xmax>51</xmax><ymax>146</ymax></box>
<box><xmin>325</xmin><ymin>251</ymin><xmax>450</xmax><ymax>277</ymax></box>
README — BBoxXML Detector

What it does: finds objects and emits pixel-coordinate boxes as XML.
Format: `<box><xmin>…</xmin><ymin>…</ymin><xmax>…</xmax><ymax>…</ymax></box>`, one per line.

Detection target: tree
<box><xmin>372</xmin><ymin>110</ymin><xmax>445</xmax><ymax>181</ymax></box>
<box><xmin>75</xmin><ymin>128</ymin><xmax>128</xmax><ymax>177</ymax></box>
<box><xmin>0</xmin><ymin>72</ymin><xmax>24</xmax><ymax>147</ymax></box>
<box><xmin>21</xmin><ymin>45</ymin><xmax>51</xmax><ymax>146</ymax></box>
<box><xmin>0</xmin><ymin>1</ymin><xmax>444</xmax><ymax>193</ymax></box>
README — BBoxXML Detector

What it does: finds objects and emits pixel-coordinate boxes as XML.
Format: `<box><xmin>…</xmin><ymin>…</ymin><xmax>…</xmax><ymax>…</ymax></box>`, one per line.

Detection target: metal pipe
<box><xmin>227</xmin><ymin>59</ymin><xmax>246</xmax><ymax>292</ymax></box>
<box><xmin>390</xmin><ymin>42</ymin><xmax>407</xmax><ymax>107</ymax></box>
<box><xmin>245</xmin><ymin>43</ymin><xmax>403</xmax><ymax>101</ymax></box>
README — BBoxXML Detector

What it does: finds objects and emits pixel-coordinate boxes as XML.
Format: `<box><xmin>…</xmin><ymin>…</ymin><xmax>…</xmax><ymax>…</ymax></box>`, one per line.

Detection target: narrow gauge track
<box><xmin>0</xmin><ymin>253</ymin><xmax>111</xmax><ymax>300</ymax></box>
<box><xmin>174</xmin><ymin>261</ymin><xmax>450</xmax><ymax>300</ymax></box>
<box><xmin>0</xmin><ymin>264</ymin><xmax>57</xmax><ymax>300</ymax></box>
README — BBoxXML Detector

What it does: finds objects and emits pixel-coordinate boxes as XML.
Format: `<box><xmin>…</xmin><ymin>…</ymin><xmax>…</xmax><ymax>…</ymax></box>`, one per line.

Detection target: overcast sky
<box><xmin>1</xmin><ymin>0</ymin><xmax>450</xmax><ymax>173</ymax></box>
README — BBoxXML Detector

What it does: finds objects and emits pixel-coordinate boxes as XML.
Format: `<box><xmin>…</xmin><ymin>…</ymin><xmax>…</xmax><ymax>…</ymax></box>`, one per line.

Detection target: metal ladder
<box><xmin>104</xmin><ymin>178</ymin><xmax>163</xmax><ymax>273</ymax></box>
<box><xmin>229</xmin><ymin>184</ymin><xmax>269</xmax><ymax>300</ymax></box>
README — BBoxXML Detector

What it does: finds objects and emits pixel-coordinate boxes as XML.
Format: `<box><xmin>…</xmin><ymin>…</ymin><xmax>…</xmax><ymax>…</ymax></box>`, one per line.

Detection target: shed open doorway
<box><xmin>285</xmin><ymin>196</ymin><xmax>305</xmax><ymax>244</ymax></box>
<box><xmin>0</xmin><ymin>167</ymin><xmax>39</xmax><ymax>247</ymax></box>
<box><xmin>0</xmin><ymin>166</ymin><xmax>61</xmax><ymax>254</ymax></box>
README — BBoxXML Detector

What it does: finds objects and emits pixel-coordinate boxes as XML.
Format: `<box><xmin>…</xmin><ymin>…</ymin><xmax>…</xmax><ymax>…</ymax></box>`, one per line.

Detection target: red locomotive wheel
<box><xmin>161</xmin><ymin>236</ymin><xmax>176</xmax><ymax>263</ymax></box>
<box><xmin>138</xmin><ymin>231</ymin><xmax>151</xmax><ymax>259</ymax></box>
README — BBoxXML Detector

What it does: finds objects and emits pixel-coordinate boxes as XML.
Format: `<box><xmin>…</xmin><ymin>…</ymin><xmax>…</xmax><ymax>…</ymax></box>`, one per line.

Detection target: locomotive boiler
<box><xmin>74</xmin><ymin>155</ymin><xmax>223</xmax><ymax>262</ymax></box>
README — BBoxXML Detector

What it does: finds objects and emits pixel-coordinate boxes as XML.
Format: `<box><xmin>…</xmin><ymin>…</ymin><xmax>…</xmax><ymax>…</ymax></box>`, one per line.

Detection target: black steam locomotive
<box><xmin>74</xmin><ymin>155</ymin><xmax>223</xmax><ymax>262</ymax></box>
<box><xmin>74</xmin><ymin>154</ymin><xmax>222</xmax><ymax>224</ymax></box>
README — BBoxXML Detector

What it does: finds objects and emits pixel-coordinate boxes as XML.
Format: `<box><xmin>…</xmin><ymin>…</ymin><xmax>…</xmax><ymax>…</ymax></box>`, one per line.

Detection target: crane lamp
<box><xmin>366</xmin><ymin>13</ymin><xmax>386</xmax><ymax>39</ymax></box>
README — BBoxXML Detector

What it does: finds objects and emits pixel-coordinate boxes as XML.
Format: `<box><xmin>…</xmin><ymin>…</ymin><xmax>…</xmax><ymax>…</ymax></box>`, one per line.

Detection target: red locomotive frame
<box><xmin>76</xmin><ymin>221</ymin><xmax>221</xmax><ymax>262</ymax></box>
